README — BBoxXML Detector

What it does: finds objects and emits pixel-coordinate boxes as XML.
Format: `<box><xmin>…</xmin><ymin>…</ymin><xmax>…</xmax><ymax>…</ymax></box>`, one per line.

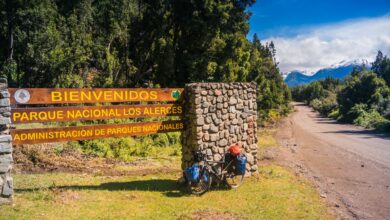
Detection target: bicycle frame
<box><xmin>186</xmin><ymin>151</ymin><xmax>244</xmax><ymax>195</ymax></box>
<box><xmin>202</xmin><ymin>154</ymin><xmax>235</xmax><ymax>183</ymax></box>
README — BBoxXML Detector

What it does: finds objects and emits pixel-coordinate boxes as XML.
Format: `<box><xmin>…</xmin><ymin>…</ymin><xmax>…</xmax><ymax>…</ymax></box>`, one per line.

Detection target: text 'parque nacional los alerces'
<box><xmin>11</xmin><ymin>120</ymin><xmax>184</xmax><ymax>145</ymax></box>
<box><xmin>11</xmin><ymin>104</ymin><xmax>182</xmax><ymax>123</ymax></box>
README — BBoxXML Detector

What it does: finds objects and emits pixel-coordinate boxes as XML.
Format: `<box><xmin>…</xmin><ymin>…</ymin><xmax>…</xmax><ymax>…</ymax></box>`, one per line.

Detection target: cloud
<box><xmin>264</xmin><ymin>16</ymin><xmax>390</xmax><ymax>74</ymax></box>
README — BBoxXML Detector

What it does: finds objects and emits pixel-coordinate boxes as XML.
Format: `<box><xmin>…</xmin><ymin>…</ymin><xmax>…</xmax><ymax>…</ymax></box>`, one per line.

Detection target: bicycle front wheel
<box><xmin>188</xmin><ymin>168</ymin><xmax>212</xmax><ymax>195</ymax></box>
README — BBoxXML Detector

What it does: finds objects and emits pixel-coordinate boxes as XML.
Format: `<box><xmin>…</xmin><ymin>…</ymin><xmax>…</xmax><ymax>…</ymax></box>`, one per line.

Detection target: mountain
<box><xmin>284</xmin><ymin>60</ymin><xmax>369</xmax><ymax>87</ymax></box>
<box><xmin>283</xmin><ymin>71</ymin><xmax>312</xmax><ymax>86</ymax></box>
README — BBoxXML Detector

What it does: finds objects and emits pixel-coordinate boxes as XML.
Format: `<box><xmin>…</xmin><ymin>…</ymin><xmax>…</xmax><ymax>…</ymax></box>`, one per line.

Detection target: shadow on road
<box><xmin>321</xmin><ymin>129</ymin><xmax>390</xmax><ymax>140</ymax></box>
<box><xmin>311</xmin><ymin>113</ymin><xmax>390</xmax><ymax>140</ymax></box>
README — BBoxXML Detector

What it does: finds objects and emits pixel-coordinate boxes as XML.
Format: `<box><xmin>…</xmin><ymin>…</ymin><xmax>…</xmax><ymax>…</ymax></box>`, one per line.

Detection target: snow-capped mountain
<box><xmin>329</xmin><ymin>59</ymin><xmax>369</xmax><ymax>69</ymax></box>
<box><xmin>284</xmin><ymin>59</ymin><xmax>370</xmax><ymax>87</ymax></box>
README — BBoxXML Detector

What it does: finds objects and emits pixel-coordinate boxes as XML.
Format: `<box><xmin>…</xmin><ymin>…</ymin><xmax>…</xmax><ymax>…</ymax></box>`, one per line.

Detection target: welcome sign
<box><xmin>9</xmin><ymin>88</ymin><xmax>184</xmax><ymax>144</ymax></box>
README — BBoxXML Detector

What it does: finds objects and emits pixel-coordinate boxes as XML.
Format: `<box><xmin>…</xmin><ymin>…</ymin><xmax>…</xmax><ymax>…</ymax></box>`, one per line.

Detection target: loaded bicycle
<box><xmin>184</xmin><ymin>145</ymin><xmax>247</xmax><ymax>195</ymax></box>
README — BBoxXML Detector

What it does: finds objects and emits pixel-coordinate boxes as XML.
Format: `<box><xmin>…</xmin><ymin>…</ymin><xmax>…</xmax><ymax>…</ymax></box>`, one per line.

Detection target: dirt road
<box><xmin>276</xmin><ymin>103</ymin><xmax>390</xmax><ymax>220</ymax></box>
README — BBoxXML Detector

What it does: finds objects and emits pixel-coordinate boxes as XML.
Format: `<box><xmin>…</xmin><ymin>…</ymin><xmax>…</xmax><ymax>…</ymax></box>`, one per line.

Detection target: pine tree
<box><xmin>372</xmin><ymin>50</ymin><xmax>384</xmax><ymax>74</ymax></box>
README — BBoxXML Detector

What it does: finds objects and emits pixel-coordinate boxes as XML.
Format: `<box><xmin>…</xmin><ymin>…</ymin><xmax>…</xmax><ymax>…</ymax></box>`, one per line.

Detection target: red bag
<box><xmin>229</xmin><ymin>145</ymin><xmax>241</xmax><ymax>156</ymax></box>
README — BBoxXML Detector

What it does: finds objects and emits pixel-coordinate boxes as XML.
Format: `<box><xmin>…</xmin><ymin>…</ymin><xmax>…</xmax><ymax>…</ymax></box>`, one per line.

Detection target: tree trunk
<box><xmin>5</xmin><ymin>0</ymin><xmax>14</xmax><ymax>60</ymax></box>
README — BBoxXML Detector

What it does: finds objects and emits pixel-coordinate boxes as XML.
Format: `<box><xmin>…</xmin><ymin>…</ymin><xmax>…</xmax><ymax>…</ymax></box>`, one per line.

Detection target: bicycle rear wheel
<box><xmin>188</xmin><ymin>167</ymin><xmax>212</xmax><ymax>195</ymax></box>
<box><xmin>224</xmin><ymin>164</ymin><xmax>245</xmax><ymax>189</ymax></box>
<box><xmin>225</xmin><ymin>173</ymin><xmax>244</xmax><ymax>188</ymax></box>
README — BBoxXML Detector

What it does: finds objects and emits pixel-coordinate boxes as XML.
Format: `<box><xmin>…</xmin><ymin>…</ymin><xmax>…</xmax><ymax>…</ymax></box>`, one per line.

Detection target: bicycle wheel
<box><xmin>188</xmin><ymin>167</ymin><xmax>212</xmax><ymax>195</ymax></box>
<box><xmin>224</xmin><ymin>165</ymin><xmax>244</xmax><ymax>189</ymax></box>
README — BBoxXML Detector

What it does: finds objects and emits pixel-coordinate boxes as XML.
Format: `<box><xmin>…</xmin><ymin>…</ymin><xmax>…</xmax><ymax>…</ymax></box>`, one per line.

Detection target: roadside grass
<box><xmin>257</xmin><ymin>127</ymin><xmax>279</xmax><ymax>161</ymax></box>
<box><xmin>1</xmin><ymin>165</ymin><xmax>332</xmax><ymax>220</ymax></box>
<box><xmin>258</xmin><ymin>128</ymin><xmax>278</xmax><ymax>149</ymax></box>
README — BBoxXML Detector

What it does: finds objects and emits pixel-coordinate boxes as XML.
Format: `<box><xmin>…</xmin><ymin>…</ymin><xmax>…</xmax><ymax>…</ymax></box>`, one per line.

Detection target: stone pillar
<box><xmin>0</xmin><ymin>78</ymin><xmax>13</xmax><ymax>204</ymax></box>
<box><xmin>181</xmin><ymin>82</ymin><xmax>258</xmax><ymax>175</ymax></box>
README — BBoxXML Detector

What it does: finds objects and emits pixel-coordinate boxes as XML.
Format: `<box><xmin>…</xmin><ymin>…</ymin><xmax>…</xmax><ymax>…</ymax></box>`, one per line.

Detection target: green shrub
<box><xmin>166</xmin><ymin>132</ymin><xmax>181</xmax><ymax>145</ymax></box>
<box><xmin>153</xmin><ymin>133</ymin><xmax>170</xmax><ymax>147</ymax></box>
<box><xmin>352</xmin><ymin>106</ymin><xmax>390</xmax><ymax>129</ymax></box>
<box><xmin>346</xmin><ymin>103</ymin><xmax>368</xmax><ymax>122</ymax></box>
<box><xmin>328</xmin><ymin>108</ymin><xmax>340</xmax><ymax>119</ymax></box>
<box><xmin>309</xmin><ymin>94</ymin><xmax>337</xmax><ymax>116</ymax></box>
<box><xmin>68</xmin><ymin>131</ymin><xmax>182</xmax><ymax>161</ymax></box>
<box><xmin>309</xmin><ymin>98</ymin><xmax>322</xmax><ymax>111</ymax></box>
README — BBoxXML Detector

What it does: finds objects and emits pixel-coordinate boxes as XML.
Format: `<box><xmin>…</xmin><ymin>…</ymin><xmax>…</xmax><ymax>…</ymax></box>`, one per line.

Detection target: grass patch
<box><xmin>258</xmin><ymin>128</ymin><xmax>278</xmax><ymax>149</ymax></box>
<box><xmin>0</xmin><ymin>166</ymin><xmax>332</xmax><ymax>220</ymax></box>
<box><xmin>257</xmin><ymin>127</ymin><xmax>279</xmax><ymax>161</ymax></box>
<box><xmin>7</xmin><ymin>120</ymin><xmax>332</xmax><ymax>219</ymax></box>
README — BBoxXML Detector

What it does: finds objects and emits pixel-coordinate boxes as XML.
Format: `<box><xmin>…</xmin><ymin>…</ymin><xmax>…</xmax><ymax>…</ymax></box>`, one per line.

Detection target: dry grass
<box><xmin>258</xmin><ymin>128</ymin><xmax>278</xmax><ymax>149</ymax></box>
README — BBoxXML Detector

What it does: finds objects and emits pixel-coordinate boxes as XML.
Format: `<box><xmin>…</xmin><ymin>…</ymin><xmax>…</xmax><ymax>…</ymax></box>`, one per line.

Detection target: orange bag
<box><xmin>228</xmin><ymin>145</ymin><xmax>241</xmax><ymax>156</ymax></box>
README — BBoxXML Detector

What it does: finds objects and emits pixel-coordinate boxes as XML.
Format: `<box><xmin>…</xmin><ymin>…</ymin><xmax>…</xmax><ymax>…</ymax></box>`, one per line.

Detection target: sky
<box><xmin>249</xmin><ymin>0</ymin><xmax>390</xmax><ymax>74</ymax></box>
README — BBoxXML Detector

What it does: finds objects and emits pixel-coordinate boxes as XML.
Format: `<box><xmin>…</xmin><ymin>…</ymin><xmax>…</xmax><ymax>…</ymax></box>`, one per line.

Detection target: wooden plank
<box><xmin>9</xmin><ymin>88</ymin><xmax>183</xmax><ymax>104</ymax></box>
<box><xmin>11</xmin><ymin>104</ymin><xmax>183</xmax><ymax>124</ymax></box>
<box><xmin>11</xmin><ymin>120</ymin><xmax>184</xmax><ymax>145</ymax></box>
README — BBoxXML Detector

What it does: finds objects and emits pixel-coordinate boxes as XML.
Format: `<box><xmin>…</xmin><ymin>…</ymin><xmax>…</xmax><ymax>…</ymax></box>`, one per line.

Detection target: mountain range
<box><xmin>284</xmin><ymin>60</ymin><xmax>370</xmax><ymax>87</ymax></box>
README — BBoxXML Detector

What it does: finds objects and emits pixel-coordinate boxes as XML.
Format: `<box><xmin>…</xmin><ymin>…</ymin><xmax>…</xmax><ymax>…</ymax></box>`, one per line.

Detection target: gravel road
<box><xmin>277</xmin><ymin>103</ymin><xmax>390</xmax><ymax>219</ymax></box>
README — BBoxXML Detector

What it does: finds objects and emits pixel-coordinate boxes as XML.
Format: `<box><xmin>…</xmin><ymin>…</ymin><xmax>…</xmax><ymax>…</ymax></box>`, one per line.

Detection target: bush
<box><xmin>338</xmin><ymin>71</ymin><xmax>390</xmax><ymax>120</ymax></box>
<box><xmin>346</xmin><ymin>103</ymin><xmax>368</xmax><ymax>122</ymax></box>
<box><xmin>152</xmin><ymin>133</ymin><xmax>170</xmax><ymax>147</ymax></box>
<box><xmin>309</xmin><ymin>94</ymin><xmax>337</xmax><ymax>116</ymax></box>
<box><xmin>328</xmin><ymin>108</ymin><xmax>340</xmax><ymax>119</ymax></box>
<box><xmin>351</xmin><ymin>105</ymin><xmax>390</xmax><ymax>129</ymax></box>
<box><xmin>309</xmin><ymin>98</ymin><xmax>322</xmax><ymax>111</ymax></box>
<box><xmin>68</xmin><ymin>131</ymin><xmax>182</xmax><ymax>161</ymax></box>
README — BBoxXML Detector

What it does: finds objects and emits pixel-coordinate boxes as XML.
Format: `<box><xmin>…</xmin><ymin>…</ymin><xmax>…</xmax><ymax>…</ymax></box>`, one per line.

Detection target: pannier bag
<box><xmin>201</xmin><ymin>169</ymin><xmax>209</xmax><ymax>183</ymax></box>
<box><xmin>185</xmin><ymin>164</ymin><xmax>200</xmax><ymax>182</ymax></box>
<box><xmin>235</xmin><ymin>154</ymin><xmax>247</xmax><ymax>175</ymax></box>
<box><xmin>228</xmin><ymin>145</ymin><xmax>241</xmax><ymax>156</ymax></box>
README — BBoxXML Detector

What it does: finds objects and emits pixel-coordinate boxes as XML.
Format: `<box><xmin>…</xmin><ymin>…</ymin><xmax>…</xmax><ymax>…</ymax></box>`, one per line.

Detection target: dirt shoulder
<box><xmin>273</xmin><ymin>103</ymin><xmax>390</xmax><ymax>220</ymax></box>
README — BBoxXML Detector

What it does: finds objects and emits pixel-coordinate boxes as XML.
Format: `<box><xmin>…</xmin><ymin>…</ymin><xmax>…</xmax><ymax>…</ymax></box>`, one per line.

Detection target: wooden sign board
<box><xmin>9</xmin><ymin>88</ymin><xmax>183</xmax><ymax>105</ymax></box>
<box><xmin>11</xmin><ymin>104</ymin><xmax>182</xmax><ymax>124</ymax></box>
<box><xmin>11</xmin><ymin>120</ymin><xmax>184</xmax><ymax>145</ymax></box>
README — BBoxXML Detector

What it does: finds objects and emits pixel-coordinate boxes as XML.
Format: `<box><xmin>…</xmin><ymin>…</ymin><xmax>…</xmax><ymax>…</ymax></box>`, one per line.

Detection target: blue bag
<box><xmin>185</xmin><ymin>164</ymin><xmax>200</xmax><ymax>182</ymax></box>
<box><xmin>201</xmin><ymin>169</ymin><xmax>209</xmax><ymax>183</ymax></box>
<box><xmin>235</xmin><ymin>154</ymin><xmax>247</xmax><ymax>175</ymax></box>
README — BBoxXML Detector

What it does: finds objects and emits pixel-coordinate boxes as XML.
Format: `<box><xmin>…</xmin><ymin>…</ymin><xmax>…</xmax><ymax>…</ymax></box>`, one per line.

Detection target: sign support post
<box><xmin>0</xmin><ymin>78</ymin><xmax>13</xmax><ymax>204</ymax></box>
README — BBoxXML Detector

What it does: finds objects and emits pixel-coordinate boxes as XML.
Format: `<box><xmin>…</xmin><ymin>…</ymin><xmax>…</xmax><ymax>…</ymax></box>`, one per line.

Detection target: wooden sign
<box><xmin>11</xmin><ymin>120</ymin><xmax>184</xmax><ymax>145</ymax></box>
<box><xmin>11</xmin><ymin>104</ymin><xmax>182</xmax><ymax>124</ymax></box>
<box><xmin>9</xmin><ymin>88</ymin><xmax>183</xmax><ymax>105</ymax></box>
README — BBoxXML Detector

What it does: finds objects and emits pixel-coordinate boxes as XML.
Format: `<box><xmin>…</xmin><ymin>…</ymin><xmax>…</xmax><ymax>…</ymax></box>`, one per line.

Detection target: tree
<box><xmin>372</xmin><ymin>50</ymin><xmax>384</xmax><ymax>74</ymax></box>
<box><xmin>247</xmin><ymin>34</ymin><xmax>291</xmax><ymax>118</ymax></box>
<box><xmin>372</xmin><ymin>50</ymin><xmax>390</xmax><ymax>86</ymax></box>
<box><xmin>0</xmin><ymin>0</ymin><xmax>290</xmax><ymax>106</ymax></box>
<box><xmin>338</xmin><ymin>71</ymin><xmax>390</xmax><ymax>121</ymax></box>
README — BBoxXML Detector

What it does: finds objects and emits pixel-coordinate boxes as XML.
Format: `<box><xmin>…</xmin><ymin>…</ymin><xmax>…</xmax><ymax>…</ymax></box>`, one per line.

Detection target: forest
<box><xmin>292</xmin><ymin>51</ymin><xmax>390</xmax><ymax>130</ymax></box>
<box><xmin>0</xmin><ymin>0</ymin><xmax>290</xmax><ymax>120</ymax></box>
<box><xmin>0</xmin><ymin>0</ymin><xmax>291</xmax><ymax>159</ymax></box>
